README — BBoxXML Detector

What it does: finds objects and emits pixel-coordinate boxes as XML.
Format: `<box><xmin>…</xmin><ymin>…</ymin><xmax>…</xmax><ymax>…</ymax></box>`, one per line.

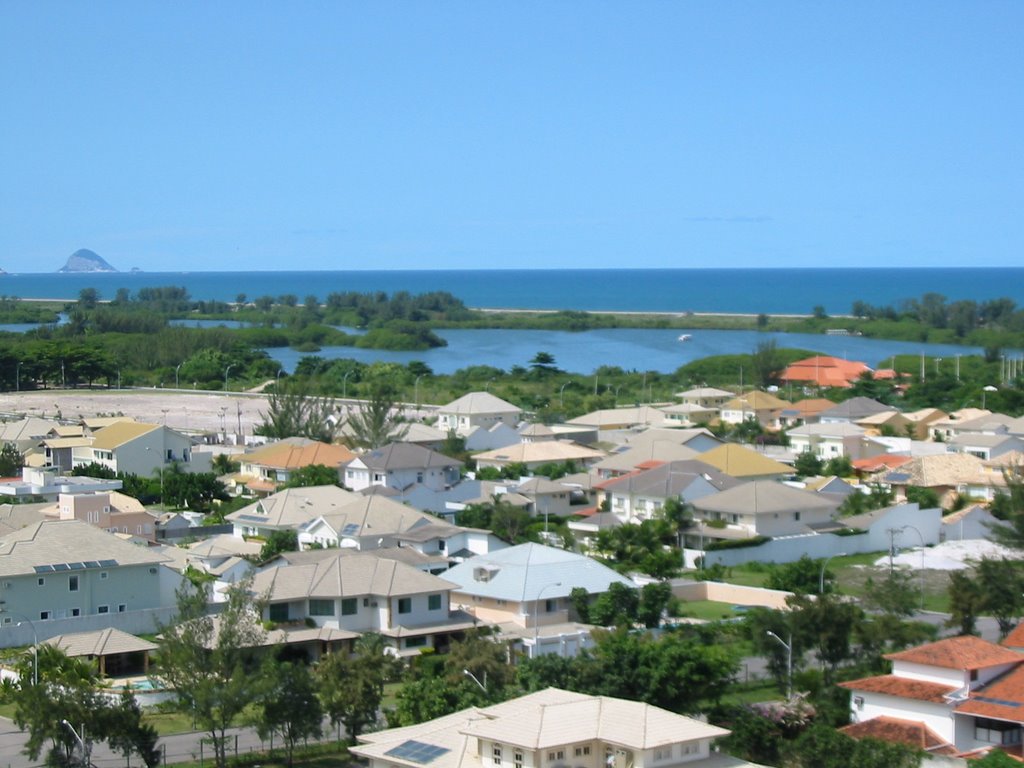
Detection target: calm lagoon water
<box><xmin>265</xmin><ymin>327</ymin><xmax>998</xmax><ymax>376</ymax></box>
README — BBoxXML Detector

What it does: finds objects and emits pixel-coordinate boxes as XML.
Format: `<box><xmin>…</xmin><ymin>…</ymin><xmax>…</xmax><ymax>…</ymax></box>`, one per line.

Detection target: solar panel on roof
<box><xmin>83</xmin><ymin>561</ymin><xmax>100</xmax><ymax>568</ymax></box>
<box><xmin>68</xmin><ymin>562</ymin><xmax>86</xmax><ymax>570</ymax></box>
<box><xmin>52</xmin><ymin>563</ymin><xmax>70</xmax><ymax>571</ymax></box>
<box><xmin>34</xmin><ymin>565</ymin><xmax>55</xmax><ymax>573</ymax></box>
<box><xmin>98</xmin><ymin>559</ymin><xmax>118</xmax><ymax>567</ymax></box>
<box><xmin>887</xmin><ymin>473</ymin><xmax>911</xmax><ymax>482</ymax></box>
<box><xmin>237</xmin><ymin>514</ymin><xmax>266</xmax><ymax>523</ymax></box>
<box><xmin>341</xmin><ymin>523</ymin><xmax>360</xmax><ymax>536</ymax></box>
<box><xmin>974</xmin><ymin>695</ymin><xmax>1022</xmax><ymax>708</ymax></box>
<box><xmin>384</xmin><ymin>740</ymin><xmax>450</xmax><ymax>765</ymax></box>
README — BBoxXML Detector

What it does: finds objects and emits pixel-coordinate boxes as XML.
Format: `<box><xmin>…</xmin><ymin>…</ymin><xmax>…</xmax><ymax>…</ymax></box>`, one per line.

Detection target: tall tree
<box><xmin>108</xmin><ymin>686</ymin><xmax>161</xmax><ymax>768</ymax></box>
<box><xmin>155</xmin><ymin>579</ymin><xmax>267</xmax><ymax>768</ymax></box>
<box><xmin>253</xmin><ymin>660</ymin><xmax>322</xmax><ymax>766</ymax></box>
<box><xmin>344</xmin><ymin>364</ymin><xmax>409</xmax><ymax>449</ymax></box>
<box><xmin>318</xmin><ymin>634</ymin><xmax>395</xmax><ymax>743</ymax></box>
<box><xmin>258</xmin><ymin>379</ymin><xmax>339</xmax><ymax>442</ymax></box>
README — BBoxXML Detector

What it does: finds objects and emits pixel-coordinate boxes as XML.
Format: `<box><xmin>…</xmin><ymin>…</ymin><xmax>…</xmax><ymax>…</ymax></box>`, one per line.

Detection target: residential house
<box><xmin>929</xmin><ymin>409</ymin><xmax>993</xmax><ymax>442</ymax></box>
<box><xmin>597</xmin><ymin>460</ymin><xmax>741</xmax><ymax>524</ymax></box>
<box><xmin>855</xmin><ymin>410</ymin><xmax>912</xmax><ymax>437</ymax></box>
<box><xmin>42</xmin><ymin>491</ymin><xmax>159</xmax><ymax>542</ymax></box>
<box><xmin>0</xmin><ymin>417</ymin><xmax>62</xmax><ymax>455</ymax></box>
<box><xmin>902</xmin><ymin>408</ymin><xmax>948</xmax><ymax>441</ymax></box>
<box><xmin>226</xmin><ymin>484</ymin><xmax>360</xmax><ymax>539</ymax></box>
<box><xmin>839</xmin><ymin>635</ymin><xmax>1024</xmax><ymax>757</ymax></box>
<box><xmin>776</xmin><ymin>398</ymin><xmax>836</xmax><ymax>429</ymax></box>
<box><xmin>817</xmin><ymin>397</ymin><xmax>892</xmax><ymax>425</ymax></box>
<box><xmin>780</xmin><ymin>355</ymin><xmax>873</xmax><ymax>389</ymax></box>
<box><xmin>690</xmin><ymin>482</ymin><xmax>838</xmax><ymax>544</ymax></box>
<box><xmin>351</xmin><ymin>688</ymin><xmax>752</xmax><ymax>768</ymax></box>
<box><xmin>941</xmin><ymin>505</ymin><xmax>1000</xmax><ymax>542</ymax></box>
<box><xmin>344</xmin><ymin>443</ymin><xmax>463</xmax><ymax>493</ymax></box>
<box><xmin>466</xmin><ymin>477</ymin><xmax>579</xmax><ymax>520</ymax></box>
<box><xmin>697</xmin><ymin>444</ymin><xmax>791</xmax><ymax>482</ymax></box>
<box><xmin>464</xmin><ymin>423</ymin><xmax>522</xmax><ymax>452</ymax></box>
<box><xmin>565</xmin><ymin>406</ymin><xmax>671</xmax><ymax>432</ymax></box>
<box><xmin>675</xmin><ymin>386</ymin><xmax>735</xmax><ymax>409</ymax></box>
<box><xmin>472</xmin><ymin>441</ymin><xmax>605</xmax><ymax>473</ymax></box>
<box><xmin>443</xmin><ymin>543</ymin><xmax>635</xmax><ymax>657</ymax></box>
<box><xmin>881</xmin><ymin>454</ymin><xmax>988</xmax><ymax>508</ymax></box>
<box><xmin>227</xmin><ymin>437</ymin><xmax>355</xmax><ymax>496</ymax></box>
<box><xmin>437</xmin><ymin>392</ymin><xmax>523</xmax><ymax>437</ymax></box>
<box><xmin>71</xmin><ymin>422</ymin><xmax>210</xmax><ymax>476</ymax></box>
<box><xmin>297</xmin><ymin>494</ymin><xmax>506</xmax><ymax>562</ymax></box>
<box><xmin>0</xmin><ymin>467</ymin><xmax>122</xmax><ymax>502</ymax></box>
<box><xmin>947</xmin><ymin>433</ymin><xmax>1024</xmax><ymax>461</ymax></box>
<box><xmin>658</xmin><ymin>403</ymin><xmax>719</xmax><ymax>428</ymax></box>
<box><xmin>719</xmin><ymin>391</ymin><xmax>788</xmax><ymax>428</ymax></box>
<box><xmin>787</xmin><ymin>423</ymin><xmax>867</xmax><ymax>460</ymax></box>
<box><xmin>0</xmin><ymin>519</ymin><xmax>183</xmax><ymax>646</ymax></box>
<box><xmin>248</xmin><ymin>549</ymin><xmax>476</xmax><ymax>655</ymax></box>
<box><xmin>42</xmin><ymin>435</ymin><xmax>94</xmax><ymax>474</ymax></box>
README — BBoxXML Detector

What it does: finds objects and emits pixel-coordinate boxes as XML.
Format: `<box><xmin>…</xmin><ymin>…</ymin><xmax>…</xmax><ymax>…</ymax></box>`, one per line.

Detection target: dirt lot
<box><xmin>0</xmin><ymin>388</ymin><xmax>270</xmax><ymax>437</ymax></box>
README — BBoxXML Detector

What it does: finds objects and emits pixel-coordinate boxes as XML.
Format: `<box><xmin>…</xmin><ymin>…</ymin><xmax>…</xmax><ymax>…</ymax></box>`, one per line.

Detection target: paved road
<box><xmin>0</xmin><ymin>717</ymin><xmax>345</xmax><ymax>768</ymax></box>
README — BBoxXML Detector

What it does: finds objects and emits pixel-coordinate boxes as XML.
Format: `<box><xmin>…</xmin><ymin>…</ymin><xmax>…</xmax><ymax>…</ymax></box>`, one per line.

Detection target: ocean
<box><xmin>2</xmin><ymin>267</ymin><xmax>1023</xmax><ymax>316</ymax></box>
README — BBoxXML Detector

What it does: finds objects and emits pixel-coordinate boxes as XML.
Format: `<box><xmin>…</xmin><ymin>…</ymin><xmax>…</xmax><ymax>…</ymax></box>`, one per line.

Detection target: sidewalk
<box><xmin>0</xmin><ymin>716</ymin><xmax>345</xmax><ymax>768</ymax></box>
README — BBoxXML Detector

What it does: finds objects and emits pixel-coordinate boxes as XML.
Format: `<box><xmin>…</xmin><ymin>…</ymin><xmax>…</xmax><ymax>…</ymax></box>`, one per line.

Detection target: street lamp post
<box><xmin>819</xmin><ymin>552</ymin><xmax>847</xmax><ymax>595</ymax></box>
<box><xmin>15</xmin><ymin>360</ymin><xmax>21</xmax><ymax>392</ymax></box>
<box><xmin>532</xmin><ymin>582</ymin><xmax>563</xmax><ymax>657</ymax></box>
<box><xmin>414</xmin><ymin>374</ymin><xmax>424</xmax><ymax>409</ymax></box>
<box><xmin>342</xmin><ymin>370</ymin><xmax>352</xmax><ymax>399</ymax></box>
<box><xmin>175</xmin><ymin>363</ymin><xmax>182</xmax><ymax>388</ymax></box>
<box><xmin>62</xmin><ymin>720</ymin><xmax>90</xmax><ymax>767</ymax></box>
<box><xmin>766</xmin><ymin>630</ymin><xmax>793</xmax><ymax>700</ymax></box>
<box><xmin>224</xmin><ymin>364</ymin><xmax>234</xmax><ymax>392</ymax></box>
<box><xmin>559</xmin><ymin>381</ymin><xmax>569</xmax><ymax>407</ymax></box>
<box><xmin>462</xmin><ymin>669</ymin><xmax>487</xmax><ymax>692</ymax></box>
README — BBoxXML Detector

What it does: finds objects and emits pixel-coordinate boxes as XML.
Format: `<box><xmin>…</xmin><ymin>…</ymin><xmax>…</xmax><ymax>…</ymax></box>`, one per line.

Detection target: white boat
<box><xmin>678</xmin><ymin>334</ymin><xmax>692</xmax><ymax>342</ymax></box>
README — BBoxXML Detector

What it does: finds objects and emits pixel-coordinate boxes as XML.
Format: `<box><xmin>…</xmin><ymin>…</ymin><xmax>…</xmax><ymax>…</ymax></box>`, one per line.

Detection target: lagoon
<box><xmin>264</xmin><ymin>327</ymin><xmax>1004</xmax><ymax>376</ymax></box>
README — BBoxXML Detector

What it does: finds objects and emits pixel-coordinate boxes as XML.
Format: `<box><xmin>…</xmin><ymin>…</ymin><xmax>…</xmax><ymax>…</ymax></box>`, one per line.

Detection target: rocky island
<box><xmin>58</xmin><ymin>248</ymin><xmax>118</xmax><ymax>273</ymax></box>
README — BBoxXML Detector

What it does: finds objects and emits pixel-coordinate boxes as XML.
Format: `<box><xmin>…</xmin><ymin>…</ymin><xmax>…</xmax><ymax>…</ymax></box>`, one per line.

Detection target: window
<box><xmin>547</xmin><ymin>751</ymin><xmax>564</xmax><ymax>762</ymax></box>
<box><xmin>975</xmin><ymin>718</ymin><xmax>1022</xmax><ymax>745</ymax></box>
<box><xmin>514</xmin><ymin>750</ymin><xmax>523</xmax><ymax>768</ymax></box>
<box><xmin>493</xmin><ymin>745</ymin><xmax>503</xmax><ymax>765</ymax></box>
<box><xmin>37</xmin><ymin>577</ymin><xmax>44</xmax><ymax>586</ymax></box>
<box><xmin>118</xmin><ymin>604</ymin><xmax>127</xmax><ymax>613</ymax></box>
<box><xmin>341</xmin><ymin>598</ymin><xmax>358</xmax><ymax>616</ymax></box>
<box><xmin>69</xmin><ymin>575</ymin><xmax>79</xmax><ymax>592</ymax></box>
<box><xmin>98</xmin><ymin>605</ymin><xmax>109</xmax><ymax>614</ymax></box>
<box><xmin>428</xmin><ymin>594</ymin><xmax>442</xmax><ymax>611</ymax></box>
<box><xmin>654</xmin><ymin>748</ymin><xmax>671</xmax><ymax>762</ymax></box>
<box><xmin>574</xmin><ymin>747</ymin><xmax>590</xmax><ymax>757</ymax></box>
<box><xmin>309</xmin><ymin>599</ymin><xmax>334</xmax><ymax>617</ymax></box>
<box><xmin>545</xmin><ymin>598</ymin><xmax>557</xmax><ymax>613</ymax></box>
<box><xmin>71</xmin><ymin>608</ymin><xmax>80</xmax><ymax>617</ymax></box>
<box><xmin>269</xmin><ymin>603</ymin><xmax>289</xmax><ymax>622</ymax></box>
<box><xmin>406</xmin><ymin>636</ymin><xmax>427</xmax><ymax>648</ymax></box>
<box><xmin>794</xmin><ymin>511</ymin><xmax>801</xmax><ymax>521</ymax></box>
<box><xmin>398</xmin><ymin>597</ymin><xmax>412</xmax><ymax>614</ymax></box>
<box><xmin>100</xmin><ymin>572</ymin><xmax>108</xmax><ymax>579</ymax></box>
<box><xmin>40</xmin><ymin>611</ymin><xmax>50</xmax><ymax>620</ymax></box>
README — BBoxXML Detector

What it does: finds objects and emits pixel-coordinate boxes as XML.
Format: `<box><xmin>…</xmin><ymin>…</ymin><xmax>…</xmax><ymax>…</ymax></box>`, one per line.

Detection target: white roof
<box><xmin>444</xmin><ymin>543</ymin><xmax>633</xmax><ymax>602</ymax></box>
<box><xmin>440</xmin><ymin>392</ymin><xmax>522</xmax><ymax>416</ymax></box>
<box><xmin>352</xmin><ymin>688</ymin><xmax>733</xmax><ymax>768</ymax></box>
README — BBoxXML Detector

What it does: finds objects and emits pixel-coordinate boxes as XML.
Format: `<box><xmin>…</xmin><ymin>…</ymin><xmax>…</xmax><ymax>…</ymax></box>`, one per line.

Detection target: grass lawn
<box><xmin>143</xmin><ymin>708</ymin><xmax>201</xmax><ymax>736</ymax></box>
<box><xmin>719</xmin><ymin>679</ymin><xmax>781</xmax><ymax>706</ymax></box>
<box><xmin>675</xmin><ymin>600</ymin><xmax>747</xmax><ymax>622</ymax></box>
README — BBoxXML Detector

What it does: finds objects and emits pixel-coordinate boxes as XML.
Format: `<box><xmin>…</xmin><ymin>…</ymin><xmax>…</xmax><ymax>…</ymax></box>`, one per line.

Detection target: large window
<box><xmin>975</xmin><ymin>718</ymin><xmax>1022</xmax><ymax>745</ymax></box>
<box><xmin>309</xmin><ymin>599</ymin><xmax>334</xmax><ymax>617</ymax></box>
<box><xmin>268</xmin><ymin>603</ymin><xmax>289</xmax><ymax>622</ymax></box>
<box><xmin>69</xmin><ymin>575</ymin><xmax>79</xmax><ymax>592</ymax></box>
<box><xmin>428</xmin><ymin>593</ymin><xmax>442</xmax><ymax>611</ymax></box>
<box><xmin>341</xmin><ymin>598</ymin><xmax>358</xmax><ymax>616</ymax></box>
<box><xmin>398</xmin><ymin>597</ymin><xmax>412</xmax><ymax>614</ymax></box>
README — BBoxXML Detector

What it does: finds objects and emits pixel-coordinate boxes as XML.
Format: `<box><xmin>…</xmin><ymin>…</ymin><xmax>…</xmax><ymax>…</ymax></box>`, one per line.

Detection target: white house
<box><xmin>344</xmin><ymin>443</ymin><xmax>462</xmax><ymax>493</ymax></box>
<box><xmin>437</xmin><ymin>392</ymin><xmax>523</xmax><ymax>437</ymax></box>
<box><xmin>351</xmin><ymin>687</ymin><xmax>759</xmax><ymax>768</ymax></box>
<box><xmin>71</xmin><ymin>422</ymin><xmax>210</xmax><ymax>476</ymax></box>
<box><xmin>839</xmin><ymin>635</ymin><xmax>1024</xmax><ymax>756</ymax></box>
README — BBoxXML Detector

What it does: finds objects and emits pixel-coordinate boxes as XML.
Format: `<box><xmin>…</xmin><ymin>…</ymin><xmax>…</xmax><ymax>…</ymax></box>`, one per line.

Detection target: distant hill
<box><xmin>58</xmin><ymin>249</ymin><xmax>118</xmax><ymax>273</ymax></box>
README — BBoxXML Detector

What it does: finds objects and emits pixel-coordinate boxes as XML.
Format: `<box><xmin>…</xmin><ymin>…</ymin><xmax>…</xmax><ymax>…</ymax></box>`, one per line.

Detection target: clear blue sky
<box><xmin>1</xmin><ymin>2</ymin><xmax>1022</xmax><ymax>272</ymax></box>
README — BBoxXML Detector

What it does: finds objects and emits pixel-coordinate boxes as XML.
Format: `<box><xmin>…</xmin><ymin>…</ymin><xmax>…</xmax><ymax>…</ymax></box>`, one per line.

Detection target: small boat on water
<box><xmin>678</xmin><ymin>334</ymin><xmax>692</xmax><ymax>342</ymax></box>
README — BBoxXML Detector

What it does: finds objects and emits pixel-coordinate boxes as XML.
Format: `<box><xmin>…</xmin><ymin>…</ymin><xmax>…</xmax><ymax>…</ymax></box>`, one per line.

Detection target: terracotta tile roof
<box><xmin>885</xmin><ymin>635</ymin><xmax>1024</xmax><ymax>670</ymax></box>
<box><xmin>781</xmin><ymin>356</ymin><xmax>872</xmax><ymax>388</ymax></box>
<box><xmin>1003</xmin><ymin>623</ymin><xmax>1024</xmax><ymax>650</ymax></box>
<box><xmin>955</xmin><ymin>664</ymin><xmax>1024</xmax><ymax>722</ymax></box>
<box><xmin>840</xmin><ymin>716</ymin><xmax>956</xmax><ymax>754</ymax></box>
<box><xmin>852</xmin><ymin>454</ymin><xmax>913</xmax><ymax>473</ymax></box>
<box><xmin>837</xmin><ymin>675</ymin><xmax>958</xmax><ymax>703</ymax></box>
